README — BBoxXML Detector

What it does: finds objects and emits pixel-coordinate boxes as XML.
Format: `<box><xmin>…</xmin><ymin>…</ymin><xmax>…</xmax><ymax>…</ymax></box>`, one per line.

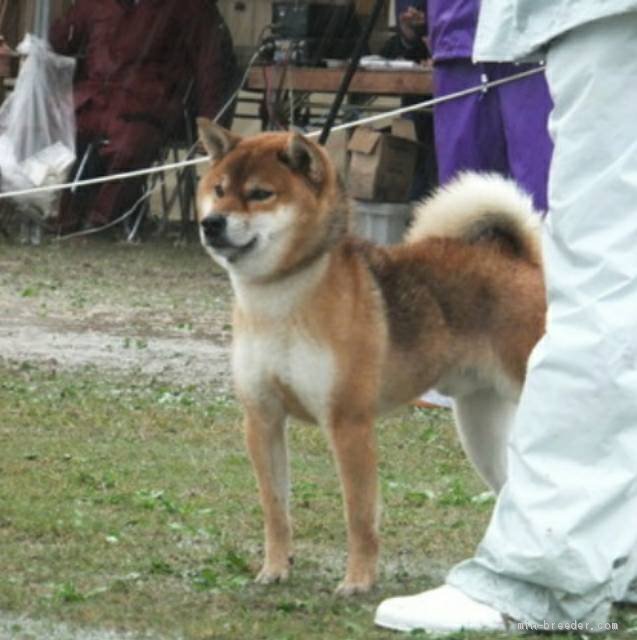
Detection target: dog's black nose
<box><xmin>201</xmin><ymin>214</ymin><xmax>227</xmax><ymax>238</ymax></box>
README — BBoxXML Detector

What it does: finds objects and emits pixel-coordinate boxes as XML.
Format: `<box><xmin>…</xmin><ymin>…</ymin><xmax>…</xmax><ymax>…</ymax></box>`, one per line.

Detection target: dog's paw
<box><xmin>335</xmin><ymin>578</ymin><xmax>374</xmax><ymax>597</ymax></box>
<box><xmin>255</xmin><ymin>565</ymin><xmax>290</xmax><ymax>585</ymax></box>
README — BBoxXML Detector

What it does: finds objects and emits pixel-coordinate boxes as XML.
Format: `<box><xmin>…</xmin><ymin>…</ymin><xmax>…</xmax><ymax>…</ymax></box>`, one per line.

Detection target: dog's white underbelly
<box><xmin>233</xmin><ymin>330</ymin><xmax>336</xmax><ymax>425</ymax></box>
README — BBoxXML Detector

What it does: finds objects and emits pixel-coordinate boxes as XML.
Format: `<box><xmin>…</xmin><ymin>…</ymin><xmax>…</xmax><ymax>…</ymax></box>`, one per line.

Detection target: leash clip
<box><xmin>480</xmin><ymin>72</ymin><xmax>489</xmax><ymax>94</ymax></box>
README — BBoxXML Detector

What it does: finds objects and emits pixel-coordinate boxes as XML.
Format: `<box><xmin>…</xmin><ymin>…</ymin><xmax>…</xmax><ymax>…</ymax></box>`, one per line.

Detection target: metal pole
<box><xmin>318</xmin><ymin>0</ymin><xmax>385</xmax><ymax>145</ymax></box>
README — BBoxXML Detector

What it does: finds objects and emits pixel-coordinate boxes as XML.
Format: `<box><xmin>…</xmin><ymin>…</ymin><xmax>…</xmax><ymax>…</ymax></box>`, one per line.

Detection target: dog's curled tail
<box><xmin>405</xmin><ymin>172</ymin><xmax>543</xmax><ymax>266</ymax></box>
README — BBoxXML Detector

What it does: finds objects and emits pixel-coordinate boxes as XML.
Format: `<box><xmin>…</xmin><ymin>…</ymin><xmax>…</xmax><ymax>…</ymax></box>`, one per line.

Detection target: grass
<box><xmin>0</xmin><ymin>362</ymin><xmax>488</xmax><ymax>639</ymax></box>
<box><xmin>0</xmin><ymin>238</ymin><xmax>232</xmax><ymax>339</ymax></box>
<box><xmin>1</xmin><ymin>241</ymin><xmax>636</xmax><ymax>638</ymax></box>
<box><xmin>2</xmin><ymin>366</ymin><xmax>636</xmax><ymax>639</ymax></box>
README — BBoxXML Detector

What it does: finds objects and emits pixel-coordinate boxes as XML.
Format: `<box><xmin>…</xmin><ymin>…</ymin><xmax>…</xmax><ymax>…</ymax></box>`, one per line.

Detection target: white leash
<box><xmin>0</xmin><ymin>65</ymin><xmax>544</xmax><ymax>205</ymax></box>
<box><xmin>322</xmin><ymin>65</ymin><xmax>543</xmax><ymax>135</ymax></box>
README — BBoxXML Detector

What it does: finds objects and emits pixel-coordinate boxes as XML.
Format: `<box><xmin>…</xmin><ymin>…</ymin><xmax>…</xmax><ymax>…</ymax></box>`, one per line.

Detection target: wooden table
<box><xmin>246</xmin><ymin>64</ymin><xmax>434</xmax><ymax>96</ymax></box>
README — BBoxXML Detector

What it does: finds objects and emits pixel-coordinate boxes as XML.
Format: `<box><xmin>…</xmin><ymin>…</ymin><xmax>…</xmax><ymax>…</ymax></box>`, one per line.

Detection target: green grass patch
<box><xmin>1</xmin><ymin>240</ymin><xmax>636</xmax><ymax>638</ymax></box>
<box><xmin>3</xmin><ymin>365</ymin><xmax>635</xmax><ymax>639</ymax></box>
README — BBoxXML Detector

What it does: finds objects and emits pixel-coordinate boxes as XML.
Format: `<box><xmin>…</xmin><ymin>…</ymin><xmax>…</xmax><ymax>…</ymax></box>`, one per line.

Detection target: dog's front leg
<box><xmin>244</xmin><ymin>407</ymin><xmax>292</xmax><ymax>584</ymax></box>
<box><xmin>328</xmin><ymin>414</ymin><xmax>379</xmax><ymax>595</ymax></box>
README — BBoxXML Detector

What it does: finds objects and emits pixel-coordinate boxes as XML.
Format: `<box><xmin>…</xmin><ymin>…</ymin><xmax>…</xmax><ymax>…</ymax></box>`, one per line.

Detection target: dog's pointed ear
<box><xmin>280</xmin><ymin>133</ymin><xmax>326</xmax><ymax>186</ymax></box>
<box><xmin>197</xmin><ymin>118</ymin><xmax>240</xmax><ymax>163</ymax></box>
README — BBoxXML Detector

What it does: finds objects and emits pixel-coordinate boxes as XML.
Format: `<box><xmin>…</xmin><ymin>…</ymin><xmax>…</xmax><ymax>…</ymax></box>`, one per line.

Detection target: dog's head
<box><xmin>196</xmin><ymin>119</ymin><xmax>350</xmax><ymax>282</ymax></box>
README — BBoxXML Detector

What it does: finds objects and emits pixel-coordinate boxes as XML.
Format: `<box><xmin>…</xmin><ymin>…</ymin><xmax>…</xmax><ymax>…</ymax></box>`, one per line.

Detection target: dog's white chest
<box><xmin>233</xmin><ymin>329</ymin><xmax>335</xmax><ymax>424</ymax></box>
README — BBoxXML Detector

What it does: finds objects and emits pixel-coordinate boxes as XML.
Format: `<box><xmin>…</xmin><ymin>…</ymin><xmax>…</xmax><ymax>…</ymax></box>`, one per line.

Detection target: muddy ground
<box><xmin>1</xmin><ymin>238</ymin><xmax>236</xmax><ymax>639</ymax></box>
<box><xmin>0</xmin><ymin>237</ymin><xmax>234</xmax><ymax>392</ymax></box>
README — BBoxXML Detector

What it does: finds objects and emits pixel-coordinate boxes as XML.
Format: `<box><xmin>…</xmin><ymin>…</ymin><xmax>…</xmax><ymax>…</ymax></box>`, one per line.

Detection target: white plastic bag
<box><xmin>0</xmin><ymin>34</ymin><xmax>76</xmax><ymax>208</ymax></box>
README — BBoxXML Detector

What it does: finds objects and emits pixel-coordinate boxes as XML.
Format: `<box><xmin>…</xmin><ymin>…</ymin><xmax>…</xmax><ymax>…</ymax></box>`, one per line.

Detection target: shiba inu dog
<box><xmin>196</xmin><ymin>119</ymin><xmax>545</xmax><ymax>595</ymax></box>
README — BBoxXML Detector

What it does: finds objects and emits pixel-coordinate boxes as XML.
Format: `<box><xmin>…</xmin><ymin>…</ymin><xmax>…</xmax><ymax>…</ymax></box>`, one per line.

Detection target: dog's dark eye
<box><xmin>247</xmin><ymin>188</ymin><xmax>274</xmax><ymax>202</ymax></box>
<box><xmin>214</xmin><ymin>184</ymin><xmax>224</xmax><ymax>198</ymax></box>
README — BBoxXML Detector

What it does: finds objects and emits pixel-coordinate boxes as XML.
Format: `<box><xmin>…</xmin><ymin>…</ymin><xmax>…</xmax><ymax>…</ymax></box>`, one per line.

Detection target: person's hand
<box><xmin>398</xmin><ymin>6</ymin><xmax>426</xmax><ymax>45</ymax></box>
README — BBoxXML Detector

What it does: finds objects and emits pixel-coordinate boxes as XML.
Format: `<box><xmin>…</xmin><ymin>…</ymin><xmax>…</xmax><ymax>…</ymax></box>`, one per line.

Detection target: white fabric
<box><xmin>375</xmin><ymin>585</ymin><xmax>506</xmax><ymax>633</ymax></box>
<box><xmin>447</xmin><ymin>12</ymin><xmax>637</xmax><ymax>628</ymax></box>
<box><xmin>474</xmin><ymin>0</ymin><xmax>637</xmax><ymax>61</ymax></box>
<box><xmin>419</xmin><ymin>389</ymin><xmax>452</xmax><ymax>408</ymax></box>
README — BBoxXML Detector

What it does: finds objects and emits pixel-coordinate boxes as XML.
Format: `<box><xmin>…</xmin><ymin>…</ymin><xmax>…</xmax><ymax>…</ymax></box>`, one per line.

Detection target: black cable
<box><xmin>318</xmin><ymin>0</ymin><xmax>385</xmax><ymax>146</ymax></box>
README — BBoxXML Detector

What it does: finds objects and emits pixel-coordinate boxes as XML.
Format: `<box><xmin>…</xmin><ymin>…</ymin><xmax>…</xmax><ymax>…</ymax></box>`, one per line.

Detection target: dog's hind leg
<box><xmin>452</xmin><ymin>389</ymin><xmax>517</xmax><ymax>494</ymax></box>
<box><xmin>328</xmin><ymin>414</ymin><xmax>380</xmax><ymax>596</ymax></box>
<box><xmin>244</xmin><ymin>408</ymin><xmax>293</xmax><ymax>584</ymax></box>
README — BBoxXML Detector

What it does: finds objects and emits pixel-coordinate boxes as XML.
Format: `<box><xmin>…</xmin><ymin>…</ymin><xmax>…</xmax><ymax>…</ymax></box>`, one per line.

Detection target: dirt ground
<box><xmin>3</xmin><ymin>237</ymin><xmax>637</xmax><ymax>640</ymax></box>
<box><xmin>0</xmin><ymin>237</ymin><xmax>235</xmax><ymax>639</ymax></box>
<box><xmin>0</xmin><ymin>236</ymin><xmax>234</xmax><ymax>391</ymax></box>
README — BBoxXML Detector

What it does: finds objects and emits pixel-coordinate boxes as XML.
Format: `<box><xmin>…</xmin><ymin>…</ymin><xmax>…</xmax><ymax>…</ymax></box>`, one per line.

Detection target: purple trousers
<box><xmin>433</xmin><ymin>61</ymin><xmax>553</xmax><ymax>211</ymax></box>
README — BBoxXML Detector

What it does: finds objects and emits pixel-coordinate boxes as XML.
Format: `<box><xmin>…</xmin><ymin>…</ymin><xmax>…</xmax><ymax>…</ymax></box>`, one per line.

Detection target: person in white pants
<box><xmin>375</xmin><ymin>2</ymin><xmax>637</xmax><ymax>633</ymax></box>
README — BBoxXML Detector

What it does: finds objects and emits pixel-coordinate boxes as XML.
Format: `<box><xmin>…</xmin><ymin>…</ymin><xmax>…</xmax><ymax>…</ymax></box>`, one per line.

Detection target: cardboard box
<box><xmin>325</xmin><ymin>129</ymin><xmax>350</xmax><ymax>179</ymax></box>
<box><xmin>347</xmin><ymin>119</ymin><xmax>419</xmax><ymax>202</ymax></box>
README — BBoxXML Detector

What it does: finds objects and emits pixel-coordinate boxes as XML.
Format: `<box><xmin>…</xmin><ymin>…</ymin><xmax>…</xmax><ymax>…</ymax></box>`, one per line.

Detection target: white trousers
<box><xmin>447</xmin><ymin>13</ymin><xmax>637</xmax><ymax>627</ymax></box>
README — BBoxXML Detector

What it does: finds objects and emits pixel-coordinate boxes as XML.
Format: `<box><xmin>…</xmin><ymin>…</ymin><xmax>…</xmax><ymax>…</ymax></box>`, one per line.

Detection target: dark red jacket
<box><xmin>50</xmin><ymin>0</ymin><xmax>235</xmax><ymax>125</ymax></box>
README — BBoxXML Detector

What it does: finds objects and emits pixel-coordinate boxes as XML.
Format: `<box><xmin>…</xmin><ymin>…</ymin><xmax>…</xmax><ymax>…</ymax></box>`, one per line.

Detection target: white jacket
<box><xmin>475</xmin><ymin>0</ymin><xmax>637</xmax><ymax>61</ymax></box>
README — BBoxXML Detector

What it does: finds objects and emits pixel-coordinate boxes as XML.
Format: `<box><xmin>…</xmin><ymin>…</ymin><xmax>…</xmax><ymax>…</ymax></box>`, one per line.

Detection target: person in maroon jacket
<box><xmin>49</xmin><ymin>0</ymin><xmax>236</xmax><ymax>234</ymax></box>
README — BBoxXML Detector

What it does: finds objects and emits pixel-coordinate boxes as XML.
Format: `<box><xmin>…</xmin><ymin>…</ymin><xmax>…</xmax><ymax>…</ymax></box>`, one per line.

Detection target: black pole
<box><xmin>318</xmin><ymin>0</ymin><xmax>386</xmax><ymax>145</ymax></box>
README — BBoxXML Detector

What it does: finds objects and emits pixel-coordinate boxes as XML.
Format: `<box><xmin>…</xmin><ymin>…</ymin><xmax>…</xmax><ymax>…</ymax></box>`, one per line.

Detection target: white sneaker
<box><xmin>374</xmin><ymin>584</ymin><xmax>509</xmax><ymax>633</ymax></box>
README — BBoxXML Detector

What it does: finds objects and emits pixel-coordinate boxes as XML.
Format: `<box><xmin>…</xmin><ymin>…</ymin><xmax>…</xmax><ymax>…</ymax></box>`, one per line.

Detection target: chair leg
<box><xmin>0</xmin><ymin>201</ymin><xmax>11</xmax><ymax>240</ymax></box>
<box><xmin>181</xmin><ymin>165</ymin><xmax>197</xmax><ymax>238</ymax></box>
<box><xmin>171</xmin><ymin>146</ymin><xmax>187</xmax><ymax>232</ymax></box>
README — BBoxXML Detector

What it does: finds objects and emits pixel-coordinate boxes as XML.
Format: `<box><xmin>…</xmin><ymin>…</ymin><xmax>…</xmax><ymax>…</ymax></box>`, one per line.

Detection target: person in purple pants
<box><xmin>395</xmin><ymin>0</ymin><xmax>553</xmax><ymax>211</ymax></box>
